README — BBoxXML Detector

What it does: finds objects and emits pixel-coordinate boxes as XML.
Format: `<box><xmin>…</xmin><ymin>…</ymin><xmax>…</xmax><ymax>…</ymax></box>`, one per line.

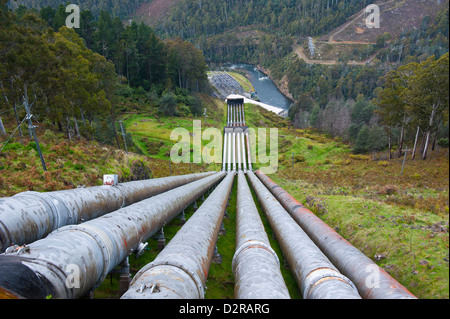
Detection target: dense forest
<box><xmin>157</xmin><ymin>0</ymin><xmax>373</xmax><ymax>39</ymax></box>
<box><xmin>10</xmin><ymin>0</ymin><xmax>146</xmax><ymax>18</ymax></box>
<box><xmin>0</xmin><ymin>1</ymin><xmax>209</xmax><ymax>151</ymax></box>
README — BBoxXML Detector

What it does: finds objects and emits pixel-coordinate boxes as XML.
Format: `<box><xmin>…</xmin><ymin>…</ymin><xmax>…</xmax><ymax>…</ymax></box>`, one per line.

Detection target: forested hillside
<box><xmin>156</xmin><ymin>0</ymin><xmax>373</xmax><ymax>39</ymax></box>
<box><xmin>0</xmin><ymin>1</ymin><xmax>210</xmax><ymax>154</ymax></box>
<box><xmin>10</xmin><ymin>0</ymin><xmax>146</xmax><ymax>18</ymax></box>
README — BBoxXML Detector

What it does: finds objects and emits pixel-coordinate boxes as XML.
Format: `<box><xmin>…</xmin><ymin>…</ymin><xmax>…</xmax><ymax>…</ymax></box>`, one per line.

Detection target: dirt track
<box><xmin>294</xmin><ymin>45</ymin><xmax>375</xmax><ymax>66</ymax></box>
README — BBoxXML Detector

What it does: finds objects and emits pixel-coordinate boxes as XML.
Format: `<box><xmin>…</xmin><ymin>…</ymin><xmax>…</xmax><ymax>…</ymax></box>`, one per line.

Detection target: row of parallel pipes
<box><xmin>0</xmin><ymin>172</ymin><xmax>215</xmax><ymax>253</ymax></box>
<box><xmin>246</xmin><ymin>171</ymin><xmax>362</xmax><ymax>299</ymax></box>
<box><xmin>254</xmin><ymin>170</ymin><xmax>417</xmax><ymax>299</ymax></box>
<box><xmin>227</xmin><ymin>99</ymin><xmax>245</xmax><ymax>126</ymax></box>
<box><xmin>223</xmin><ymin>98</ymin><xmax>252</xmax><ymax>173</ymax></box>
<box><xmin>0</xmin><ymin>172</ymin><xmax>225</xmax><ymax>299</ymax></box>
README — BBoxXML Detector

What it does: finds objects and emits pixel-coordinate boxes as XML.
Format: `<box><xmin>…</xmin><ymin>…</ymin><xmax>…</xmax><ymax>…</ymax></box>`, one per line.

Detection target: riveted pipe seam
<box><xmin>232</xmin><ymin>240</ymin><xmax>280</xmax><ymax>269</ymax></box>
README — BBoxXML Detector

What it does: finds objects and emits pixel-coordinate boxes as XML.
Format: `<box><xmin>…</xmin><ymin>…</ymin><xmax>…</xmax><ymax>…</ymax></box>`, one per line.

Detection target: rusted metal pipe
<box><xmin>227</xmin><ymin>131</ymin><xmax>231</xmax><ymax>172</ymax></box>
<box><xmin>246</xmin><ymin>171</ymin><xmax>361</xmax><ymax>299</ymax></box>
<box><xmin>254</xmin><ymin>170</ymin><xmax>417</xmax><ymax>299</ymax></box>
<box><xmin>0</xmin><ymin>172</ymin><xmax>215</xmax><ymax>253</ymax></box>
<box><xmin>121</xmin><ymin>172</ymin><xmax>234</xmax><ymax>299</ymax></box>
<box><xmin>233</xmin><ymin>171</ymin><xmax>290</xmax><ymax>299</ymax></box>
<box><xmin>0</xmin><ymin>172</ymin><xmax>226</xmax><ymax>299</ymax></box>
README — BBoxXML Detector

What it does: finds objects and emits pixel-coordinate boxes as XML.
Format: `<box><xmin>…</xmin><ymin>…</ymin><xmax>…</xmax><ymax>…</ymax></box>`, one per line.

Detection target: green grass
<box><xmin>227</xmin><ymin>71</ymin><xmax>255</xmax><ymax>93</ymax></box>
<box><xmin>205</xmin><ymin>179</ymin><xmax>237</xmax><ymax>299</ymax></box>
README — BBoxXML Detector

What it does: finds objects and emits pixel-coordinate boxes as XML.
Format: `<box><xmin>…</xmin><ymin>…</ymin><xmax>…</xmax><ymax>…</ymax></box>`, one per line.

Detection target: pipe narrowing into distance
<box><xmin>254</xmin><ymin>170</ymin><xmax>417</xmax><ymax>299</ymax></box>
<box><xmin>240</xmin><ymin>132</ymin><xmax>247</xmax><ymax>172</ymax></box>
<box><xmin>121</xmin><ymin>172</ymin><xmax>235</xmax><ymax>299</ymax></box>
<box><xmin>246</xmin><ymin>171</ymin><xmax>361</xmax><ymax>299</ymax></box>
<box><xmin>0</xmin><ymin>172</ymin><xmax>215</xmax><ymax>253</ymax></box>
<box><xmin>0</xmin><ymin>172</ymin><xmax>226</xmax><ymax>299</ymax></box>
<box><xmin>233</xmin><ymin>171</ymin><xmax>290</xmax><ymax>299</ymax></box>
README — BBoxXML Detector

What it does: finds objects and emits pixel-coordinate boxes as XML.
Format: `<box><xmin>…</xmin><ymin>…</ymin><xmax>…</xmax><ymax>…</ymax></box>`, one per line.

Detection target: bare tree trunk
<box><xmin>73</xmin><ymin>117</ymin><xmax>80</xmax><ymax>138</ymax></box>
<box><xmin>431</xmin><ymin>132</ymin><xmax>437</xmax><ymax>151</ymax></box>
<box><xmin>412</xmin><ymin>126</ymin><xmax>420</xmax><ymax>159</ymax></box>
<box><xmin>422</xmin><ymin>106</ymin><xmax>436</xmax><ymax>160</ymax></box>
<box><xmin>66</xmin><ymin>116</ymin><xmax>72</xmax><ymax>142</ymax></box>
<box><xmin>397</xmin><ymin>124</ymin><xmax>405</xmax><ymax>158</ymax></box>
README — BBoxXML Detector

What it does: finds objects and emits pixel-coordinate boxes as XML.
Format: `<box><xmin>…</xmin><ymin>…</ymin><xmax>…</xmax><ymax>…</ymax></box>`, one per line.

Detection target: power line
<box><xmin>0</xmin><ymin>115</ymin><xmax>27</xmax><ymax>153</ymax></box>
<box><xmin>0</xmin><ymin>104</ymin><xmax>24</xmax><ymax>115</ymax></box>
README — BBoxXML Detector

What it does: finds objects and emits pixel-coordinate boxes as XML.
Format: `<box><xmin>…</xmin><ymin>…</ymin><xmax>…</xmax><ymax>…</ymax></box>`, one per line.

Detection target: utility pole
<box><xmin>23</xmin><ymin>90</ymin><xmax>47</xmax><ymax>172</ymax></box>
<box><xmin>119</xmin><ymin>121</ymin><xmax>128</xmax><ymax>154</ymax></box>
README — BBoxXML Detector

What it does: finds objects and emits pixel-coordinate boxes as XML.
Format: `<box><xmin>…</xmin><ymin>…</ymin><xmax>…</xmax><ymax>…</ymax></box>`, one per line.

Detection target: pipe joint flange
<box><xmin>51</xmin><ymin>224</ymin><xmax>112</xmax><ymax>289</ymax></box>
<box><xmin>303</xmin><ymin>268</ymin><xmax>358</xmax><ymax>299</ymax></box>
<box><xmin>112</xmin><ymin>184</ymin><xmax>126</xmax><ymax>208</ymax></box>
<box><xmin>14</xmin><ymin>191</ymin><xmax>64</xmax><ymax>228</ymax></box>
<box><xmin>232</xmin><ymin>240</ymin><xmax>280</xmax><ymax>270</ymax></box>
<box><xmin>131</xmin><ymin>259</ymin><xmax>205</xmax><ymax>299</ymax></box>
